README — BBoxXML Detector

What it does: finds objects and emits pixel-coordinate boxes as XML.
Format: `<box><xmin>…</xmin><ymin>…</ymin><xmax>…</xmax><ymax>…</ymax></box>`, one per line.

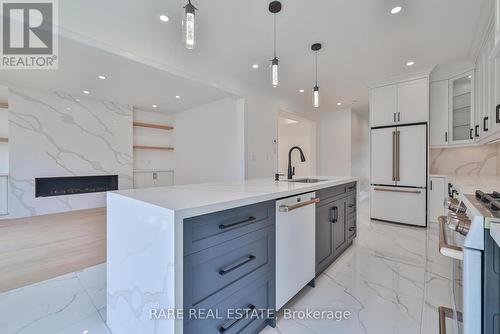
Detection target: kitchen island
<box><xmin>106</xmin><ymin>177</ymin><xmax>359</xmax><ymax>334</ymax></box>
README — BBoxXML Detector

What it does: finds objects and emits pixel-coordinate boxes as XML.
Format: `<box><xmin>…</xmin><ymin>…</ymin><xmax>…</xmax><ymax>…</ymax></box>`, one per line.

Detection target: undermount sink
<box><xmin>287</xmin><ymin>178</ymin><xmax>327</xmax><ymax>183</ymax></box>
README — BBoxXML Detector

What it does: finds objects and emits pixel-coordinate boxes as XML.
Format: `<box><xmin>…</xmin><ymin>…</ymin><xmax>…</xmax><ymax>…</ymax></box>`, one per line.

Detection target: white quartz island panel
<box><xmin>107</xmin><ymin>177</ymin><xmax>358</xmax><ymax>334</ymax></box>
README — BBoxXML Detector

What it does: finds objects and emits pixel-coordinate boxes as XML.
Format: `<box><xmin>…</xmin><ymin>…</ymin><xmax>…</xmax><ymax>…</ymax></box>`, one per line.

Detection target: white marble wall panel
<box><xmin>430</xmin><ymin>144</ymin><xmax>499</xmax><ymax>176</ymax></box>
<box><xmin>7</xmin><ymin>86</ymin><xmax>133</xmax><ymax>219</ymax></box>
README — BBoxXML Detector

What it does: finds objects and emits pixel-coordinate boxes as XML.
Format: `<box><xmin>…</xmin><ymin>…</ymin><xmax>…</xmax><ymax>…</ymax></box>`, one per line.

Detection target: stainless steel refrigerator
<box><xmin>370</xmin><ymin>123</ymin><xmax>427</xmax><ymax>226</ymax></box>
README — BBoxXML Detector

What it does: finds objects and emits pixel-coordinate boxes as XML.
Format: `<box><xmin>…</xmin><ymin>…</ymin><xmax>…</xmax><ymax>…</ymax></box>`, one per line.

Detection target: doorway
<box><xmin>277</xmin><ymin>111</ymin><xmax>317</xmax><ymax>178</ymax></box>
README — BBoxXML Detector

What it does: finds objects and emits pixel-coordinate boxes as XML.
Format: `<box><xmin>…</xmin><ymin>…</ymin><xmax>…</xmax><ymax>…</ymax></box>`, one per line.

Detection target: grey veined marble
<box><xmin>6</xmin><ymin>86</ymin><xmax>133</xmax><ymax>219</ymax></box>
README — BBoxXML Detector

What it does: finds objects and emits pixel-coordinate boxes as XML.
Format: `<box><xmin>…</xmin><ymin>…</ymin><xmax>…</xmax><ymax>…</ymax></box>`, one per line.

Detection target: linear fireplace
<box><xmin>35</xmin><ymin>175</ymin><xmax>118</xmax><ymax>198</ymax></box>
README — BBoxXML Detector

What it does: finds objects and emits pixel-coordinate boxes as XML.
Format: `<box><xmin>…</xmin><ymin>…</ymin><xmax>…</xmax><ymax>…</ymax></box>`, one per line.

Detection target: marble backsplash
<box><xmin>7</xmin><ymin>86</ymin><xmax>133</xmax><ymax>219</ymax></box>
<box><xmin>430</xmin><ymin>144</ymin><xmax>500</xmax><ymax>176</ymax></box>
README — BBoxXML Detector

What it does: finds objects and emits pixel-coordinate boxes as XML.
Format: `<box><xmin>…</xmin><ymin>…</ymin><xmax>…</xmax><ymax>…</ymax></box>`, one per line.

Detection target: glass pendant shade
<box><xmin>184</xmin><ymin>1</ymin><xmax>196</xmax><ymax>49</ymax></box>
<box><xmin>271</xmin><ymin>57</ymin><xmax>279</xmax><ymax>87</ymax></box>
<box><xmin>313</xmin><ymin>85</ymin><xmax>320</xmax><ymax>108</ymax></box>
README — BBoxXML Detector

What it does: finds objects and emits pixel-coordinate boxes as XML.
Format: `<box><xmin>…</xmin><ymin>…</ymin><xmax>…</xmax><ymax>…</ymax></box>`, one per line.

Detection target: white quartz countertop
<box><xmin>448</xmin><ymin>175</ymin><xmax>500</xmax><ymax>195</ymax></box>
<box><xmin>110</xmin><ymin>176</ymin><xmax>358</xmax><ymax>218</ymax></box>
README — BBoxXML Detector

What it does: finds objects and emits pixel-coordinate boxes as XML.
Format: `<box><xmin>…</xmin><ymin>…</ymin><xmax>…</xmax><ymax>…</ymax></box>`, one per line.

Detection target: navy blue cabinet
<box><xmin>183</xmin><ymin>201</ymin><xmax>276</xmax><ymax>334</ymax></box>
<box><xmin>316</xmin><ymin>183</ymin><xmax>356</xmax><ymax>276</ymax></box>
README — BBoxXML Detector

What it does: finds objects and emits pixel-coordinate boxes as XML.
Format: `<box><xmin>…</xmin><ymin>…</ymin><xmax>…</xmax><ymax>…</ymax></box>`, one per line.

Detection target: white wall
<box><xmin>173</xmin><ymin>98</ymin><xmax>245</xmax><ymax>185</ymax></box>
<box><xmin>277</xmin><ymin>111</ymin><xmax>317</xmax><ymax>178</ymax></box>
<box><xmin>351</xmin><ymin>109</ymin><xmax>370</xmax><ymax>195</ymax></box>
<box><xmin>7</xmin><ymin>85</ymin><xmax>133</xmax><ymax>219</ymax></box>
<box><xmin>318</xmin><ymin>110</ymin><xmax>352</xmax><ymax>176</ymax></box>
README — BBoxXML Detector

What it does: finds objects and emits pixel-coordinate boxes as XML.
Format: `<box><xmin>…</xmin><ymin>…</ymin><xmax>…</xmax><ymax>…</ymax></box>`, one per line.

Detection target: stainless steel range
<box><xmin>439</xmin><ymin>190</ymin><xmax>500</xmax><ymax>334</ymax></box>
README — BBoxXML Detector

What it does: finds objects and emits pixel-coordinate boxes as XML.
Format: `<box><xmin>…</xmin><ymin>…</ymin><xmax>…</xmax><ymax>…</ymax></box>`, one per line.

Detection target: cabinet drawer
<box><xmin>184</xmin><ymin>201</ymin><xmax>275</xmax><ymax>255</ymax></box>
<box><xmin>317</xmin><ymin>185</ymin><xmax>346</xmax><ymax>201</ymax></box>
<box><xmin>347</xmin><ymin>212</ymin><xmax>356</xmax><ymax>241</ymax></box>
<box><xmin>184</xmin><ymin>227</ymin><xmax>274</xmax><ymax>308</ymax></box>
<box><xmin>347</xmin><ymin>195</ymin><xmax>356</xmax><ymax>215</ymax></box>
<box><xmin>370</xmin><ymin>186</ymin><xmax>426</xmax><ymax>227</ymax></box>
<box><xmin>184</xmin><ymin>277</ymin><xmax>273</xmax><ymax>334</ymax></box>
<box><xmin>346</xmin><ymin>182</ymin><xmax>356</xmax><ymax>194</ymax></box>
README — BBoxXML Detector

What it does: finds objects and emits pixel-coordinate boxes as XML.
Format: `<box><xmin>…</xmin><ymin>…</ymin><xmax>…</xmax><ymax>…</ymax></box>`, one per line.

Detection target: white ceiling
<box><xmin>1</xmin><ymin>0</ymin><xmax>493</xmax><ymax>113</ymax></box>
<box><xmin>0</xmin><ymin>37</ymin><xmax>233</xmax><ymax>113</ymax></box>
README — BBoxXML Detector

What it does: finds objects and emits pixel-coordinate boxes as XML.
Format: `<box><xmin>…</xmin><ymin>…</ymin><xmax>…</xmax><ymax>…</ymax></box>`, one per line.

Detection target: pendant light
<box><xmin>269</xmin><ymin>1</ymin><xmax>282</xmax><ymax>87</ymax></box>
<box><xmin>311</xmin><ymin>43</ymin><xmax>322</xmax><ymax>108</ymax></box>
<box><xmin>183</xmin><ymin>0</ymin><xmax>197</xmax><ymax>49</ymax></box>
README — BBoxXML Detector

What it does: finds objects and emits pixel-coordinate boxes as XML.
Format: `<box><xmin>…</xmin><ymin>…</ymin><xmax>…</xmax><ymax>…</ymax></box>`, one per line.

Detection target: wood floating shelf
<box><xmin>133</xmin><ymin>122</ymin><xmax>174</xmax><ymax>131</ymax></box>
<box><xmin>0</xmin><ymin>101</ymin><xmax>8</xmax><ymax>109</ymax></box>
<box><xmin>133</xmin><ymin>145</ymin><xmax>174</xmax><ymax>151</ymax></box>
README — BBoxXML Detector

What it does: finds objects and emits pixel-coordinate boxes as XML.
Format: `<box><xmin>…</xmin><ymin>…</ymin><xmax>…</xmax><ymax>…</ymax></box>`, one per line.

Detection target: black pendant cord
<box><xmin>315</xmin><ymin>52</ymin><xmax>318</xmax><ymax>86</ymax></box>
<box><xmin>273</xmin><ymin>15</ymin><xmax>277</xmax><ymax>58</ymax></box>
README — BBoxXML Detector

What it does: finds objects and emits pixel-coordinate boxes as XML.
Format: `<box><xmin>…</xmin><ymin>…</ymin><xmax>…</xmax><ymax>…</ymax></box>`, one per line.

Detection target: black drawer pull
<box><xmin>330</xmin><ymin>206</ymin><xmax>338</xmax><ymax>223</ymax></box>
<box><xmin>219</xmin><ymin>255</ymin><xmax>256</xmax><ymax>276</ymax></box>
<box><xmin>348</xmin><ymin>227</ymin><xmax>355</xmax><ymax>232</ymax></box>
<box><xmin>484</xmin><ymin>117</ymin><xmax>489</xmax><ymax>132</ymax></box>
<box><xmin>348</xmin><ymin>204</ymin><xmax>355</xmax><ymax>208</ymax></box>
<box><xmin>219</xmin><ymin>304</ymin><xmax>256</xmax><ymax>333</ymax></box>
<box><xmin>219</xmin><ymin>216</ymin><xmax>256</xmax><ymax>230</ymax></box>
<box><xmin>469</xmin><ymin>128</ymin><xmax>473</xmax><ymax>140</ymax></box>
<box><xmin>348</xmin><ymin>186</ymin><xmax>355</xmax><ymax>191</ymax></box>
<box><xmin>475</xmin><ymin>125</ymin><xmax>479</xmax><ymax>137</ymax></box>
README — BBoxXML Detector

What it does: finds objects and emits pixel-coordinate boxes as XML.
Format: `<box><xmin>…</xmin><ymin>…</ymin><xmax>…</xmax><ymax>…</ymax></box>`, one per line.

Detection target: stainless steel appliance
<box><xmin>370</xmin><ymin>123</ymin><xmax>427</xmax><ymax>226</ymax></box>
<box><xmin>439</xmin><ymin>190</ymin><xmax>500</xmax><ymax>334</ymax></box>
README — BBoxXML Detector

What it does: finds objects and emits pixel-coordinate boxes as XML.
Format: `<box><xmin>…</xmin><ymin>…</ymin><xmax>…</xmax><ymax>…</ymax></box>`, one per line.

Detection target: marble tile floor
<box><xmin>0</xmin><ymin>201</ymin><xmax>454</xmax><ymax>334</ymax></box>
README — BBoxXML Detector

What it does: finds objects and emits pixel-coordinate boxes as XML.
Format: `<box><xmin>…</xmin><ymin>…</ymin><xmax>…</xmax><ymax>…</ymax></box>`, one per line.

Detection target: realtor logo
<box><xmin>1</xmin><ymin>0</ymin><xmax>58</xmax><ymax>69</ymax></box>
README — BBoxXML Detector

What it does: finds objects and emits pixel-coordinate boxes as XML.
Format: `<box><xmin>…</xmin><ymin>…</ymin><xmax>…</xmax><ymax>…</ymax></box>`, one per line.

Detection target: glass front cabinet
<box><xmin>448</xmin><ymin>71</ymin><xmax>474</xmax><ymax>145</ymax></box>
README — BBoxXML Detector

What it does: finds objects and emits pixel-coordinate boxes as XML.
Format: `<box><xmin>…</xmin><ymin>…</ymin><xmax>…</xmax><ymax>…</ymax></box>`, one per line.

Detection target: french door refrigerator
<box><xmin>370</xmin><ymin>123</ymin><xmax>427</xmax><ymax>227</ymax></box>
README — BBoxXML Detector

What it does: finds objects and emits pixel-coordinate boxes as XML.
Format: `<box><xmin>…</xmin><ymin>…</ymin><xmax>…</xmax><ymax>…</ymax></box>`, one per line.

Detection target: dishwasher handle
<box><xmin>279</xmin><ymin>197</ymin><xmax>320</xmax><ymax>212</ymax></box>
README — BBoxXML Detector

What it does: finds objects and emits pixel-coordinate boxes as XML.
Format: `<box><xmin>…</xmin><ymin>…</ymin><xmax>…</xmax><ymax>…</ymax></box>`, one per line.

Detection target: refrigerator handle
<box><xmin>396</xmin><ymin>130</ymin><xmax>401</xmax><ymax>182</ymax></box>
<box><xmin>392</xmin><ymin>131</ymin><xmax>396</xmax><ymax>181</ymax></box>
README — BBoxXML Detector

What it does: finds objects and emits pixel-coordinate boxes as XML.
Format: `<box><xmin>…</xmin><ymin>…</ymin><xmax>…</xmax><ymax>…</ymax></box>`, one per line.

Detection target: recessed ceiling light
<box><xmin>98</xmin><ymin>75</ymin><xmax>106</xmax><ymax>80</ymax></box>
<box><xmin>391</xmin><ymin>6</ymin><xmax>402</xmax><ymax>14</ymax></box>
<box><xmin>160</xmin><ymin>15</ymin><xmax>169</xmax><ymax>22</ymax></box>
<box><xmin>75</xmin><ymin>98</ymin><xmax>80</xmax><ymax>102</ymax></box>
<box><xmin>468</xmin><ymin>75</ymin><xmax>472</xmax><ymax>79</ymax></box>
<box><xmin>337</xmin><ymin>102</ymin><xmax>342</xmax><ymax>106</ymax></box>
<box><xmin>82</xmin><ymin>330</ymin><xmax>89</xmax><ymax>334</ymax></box>
<box><xmin>299</xmin><ymin>89</ymin><xmax>305</xmax><ymax>93</ymax></box>
<box><xmin>252</xmin><ymin>64</ymin><xmax>259</xmax><ymax>69</ymax></box>
<box><xmin>175</xmin><ymin>95</ymin><xmax>180</xmax><ymax>99</ymax></box>
<box><xmin>66</xmin><ymin>107</ymin><xmax>71</xmax><ymax>110</ymax></box>
<box><xmin>152</xmin><ymin>104</ymin><xmax>158</xmax><ymax>108</ymax></box>
<box><xmin>406</xmin><ymin>61</ymin><xmax>415</xmax><ymax>66</ymax></box>
<box><xmin>83</xmin><ymin>90</ymin><xmax>90</xmax><ymax>94</ymax></box>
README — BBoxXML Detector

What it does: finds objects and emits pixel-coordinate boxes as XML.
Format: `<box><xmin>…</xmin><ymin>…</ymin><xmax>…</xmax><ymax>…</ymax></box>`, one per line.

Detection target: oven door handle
<box><xmin>438</xmin><ymin>216</ymin><xmax>463</xmax><ymax>260</ymax></box>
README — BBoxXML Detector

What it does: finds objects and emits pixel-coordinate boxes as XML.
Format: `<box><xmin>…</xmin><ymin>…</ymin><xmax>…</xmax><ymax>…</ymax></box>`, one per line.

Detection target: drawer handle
<box><xmin>348</xmin><ymin>204</ymin><xmax>355</xmax><ymax>208</ymax></box>
<box><xmin>348</xmin><ymin>227</ymin><xmax>355</xmax><ymax>232</ymax></box>
<box><xmin>218</xmin><ymin>304</ymin><xmax>256</xmax><ymax>333</ymax></box>
<box><xmin>438</xmin><ymin>306</ymin><xmax>463</xmax><ymax>334</ymax></box>
<box><xmin>330</xmin><ymin>206</ymin><xmax>338</xmax><ymax>223</ymax></box>
<box><xmin>373</xmin><ymin>187</ymin><xmax>421</xmax><ymax>194</ymax></box>
<box><xmin>348</xmin><ymin>186</ymin><xmax>355</xmax><ymax>191</ymax></box>
<box><xmin>219</xmin><ymin>255</ymin><xmax>256</xmax><ymax>276</ymax></box>
<box><xmin>279</xmin><ymin>197</ymin><xmax>320</xmax><ymax>212</ymax></box>
<box><xmin>438</xmin><ymin>216</ymin><xmax>463</xmax><ymax>260</ymax></box>
<box><xmin>219</xmin><ymin>216</ymin><xmax>256</xmax><ymax>230</ymax></box>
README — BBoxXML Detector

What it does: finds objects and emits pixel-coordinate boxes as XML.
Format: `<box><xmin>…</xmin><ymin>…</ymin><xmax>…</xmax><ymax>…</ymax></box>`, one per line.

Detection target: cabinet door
<box><xmin>430</xmin><ymin>81</ymin><xmax>449</xmax><ymax>146</ymax></box>
<box><xmin>332</xmin><ymin>198</ymin><xmax>348</xmax><ymax>259</ymax></box>
<box><xmin>397</xmin><ymin>124</ymin><xmax>427</xmax><ymax>188</ymax></box>
<box><xmin>398</xmin><ymin>78</ymin><xmax>429</xmax><ymax>124</ymax></box>
<box><xmin>133</xmin><ymin>172</ymin><xmax>154</xmax><ymax>188</ymax></box>
<box><xmin>449</xmin><ymin>72</ymin><xmax>474</xmax><ymax>144</ymax></box>
<box><xmin>0</xmin><ymin>176</ymin><xmax>7</xmax><ymax>215</ymax></box>
<box><xmin>370</xmin><ymin>84</ymin><xmax>397</xmax><ymax>127</ymax></box>
<box><xmin>429</xmin><ymin>177</ymin><xmax>447</xmax><ymax>223</ymax></box>
<box><xmin>315</xmin><ymin>201</ymin><xmax>335</xmax><ymax>275</ymax></box>
<box><xmin>371</xmin><ymin>127</ymin><xmax>396</xmax><ymax>186</ymax></box>
<box><xmin>153</xmin><ymin>171</ymin><xmax>174</xmax><ymax>187</ymax></box>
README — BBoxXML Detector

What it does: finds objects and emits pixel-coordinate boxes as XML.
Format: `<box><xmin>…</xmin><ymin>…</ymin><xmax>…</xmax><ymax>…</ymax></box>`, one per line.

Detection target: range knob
<box><xmin>446</xmin><ymin>212</ymin><xmax>471</xmax><ymax>236</ymax></box>
<box><xmin>444</xmin><ymin>197</ymin><xmax>466</xmax><ymax>213</ymax></box>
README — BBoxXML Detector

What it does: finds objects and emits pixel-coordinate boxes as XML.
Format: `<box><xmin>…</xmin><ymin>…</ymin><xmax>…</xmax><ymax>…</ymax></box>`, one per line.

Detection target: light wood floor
<box><xmin>0</xmin><ymin>208</ymin><xmax>106</xmax><ymax>293</ymax></box>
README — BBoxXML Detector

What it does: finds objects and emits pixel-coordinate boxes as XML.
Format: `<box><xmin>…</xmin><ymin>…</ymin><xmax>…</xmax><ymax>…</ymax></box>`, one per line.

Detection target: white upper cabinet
<box><xmin>370</xmin><ymin>85</ymin><xmax>397</xmax><ymax>127</ymax></box>
<box><xmin>397</xmin><ymin>78</ymin><xmax>429</xmax><ymax>124</ymax></box>
<box><xmin>430</xmin><ymin>80</ymin><xmax>449</xmax><ymax>146</ymax></box>
<box><xmin>449</xmin><ymin>72</ymin><xmax>474</xmax><ymax>145</ymax></box>
<box><xmin>370</xmin><ymin>77</ymin><xmax>429</xmax><ymax>128</ymax></box>
<box><xmin>494</xmin><ymin>0</ymin><xmax>500</xmax><ymax>58</ymax></box>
